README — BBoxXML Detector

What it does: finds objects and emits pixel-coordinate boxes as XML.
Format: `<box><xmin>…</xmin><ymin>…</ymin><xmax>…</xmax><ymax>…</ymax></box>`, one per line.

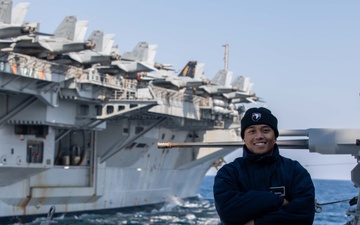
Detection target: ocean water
<box><xmin>22</xmin><ymin>176</ymin><xmax>359</xmax><ymax>225</ymax></box>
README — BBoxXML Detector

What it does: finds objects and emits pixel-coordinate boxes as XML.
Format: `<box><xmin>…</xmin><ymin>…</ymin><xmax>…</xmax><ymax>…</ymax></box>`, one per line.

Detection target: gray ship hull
<box><xmin>0</xmin><ymin>50</ymin><xmax>249</xmax><ymax>223</ymax></box>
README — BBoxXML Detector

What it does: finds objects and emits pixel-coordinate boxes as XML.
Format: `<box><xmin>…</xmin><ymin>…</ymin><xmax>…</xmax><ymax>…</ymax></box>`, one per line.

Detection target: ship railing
<box><xmin>0</xmin><ymin>52</ymin><xmax>76</xmax><ymax>82</ymax></box>
<box><xmin>76</xmin><ymin>69</ymin><xmax>138</xmax><ymax>90</ymax></box>
<box><xmin>110</xmin><ymin>89</ymin><xmax>145</xmax><ymax>101</ymax></box>
<box><xmin>150</xmin><ymin>84</ymin><xmax>209</xmax><ymax>105</ymax></box>
<box><xmin>111</xmin><ymin>90</ymin><xmax>128</xmax><ymax>100</ymax></box>
<box><xmin>107</xmin><ymin>81</ymin><xmax>156</xmax><ymax>101</ymax></box>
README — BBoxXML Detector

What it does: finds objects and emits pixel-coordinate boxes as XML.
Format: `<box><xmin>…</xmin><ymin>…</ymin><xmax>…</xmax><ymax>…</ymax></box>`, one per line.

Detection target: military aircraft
<box><xmin>134</xmin><ymin>63</ymin><xmax>174</xmax><ymax>81</ymax></box>
<box><xmin>197</xmin><ymin>69</ymin><xmax>235</xmax><ymax>95</ymax></box>
<box><xmin>97</xmin><ymin>41</ymin><xmax>159</xmax><ymax>78</ymax></box>
<box><xmin>51</xmin><ymin>30</ymin><xmax>120</xmax><ymax>67</ymax></box>
<box><xmin>0</xmin><ymin>0</ymin><xmax>33</xmax><ymax>39</ymax></box>
<box><xmin>194</xmin><ymin>69</ymin><xmax>257</xmax><ymax>102</ymax></box>
<box><xmin>113</xmin><ymin>41</ymin><xmax>158</xmax><ymax>75</ymax></box>
<box><xmin>222</xmin><ymin>76</ymin><xmax>259</xmax><ymax>103</ymax></box>
<box><xmin>0</xmin><ymin>16</ymin><xmax>95</xmax><ymax>59</ymax></box>
<box><xmin>0</xmin><ymin>0</ymin><xmax>53</xmax><ymax>40</ymax></box>
<box><xmin>151</xmin><ymin>61</ymin><xmax>210</xmax><ymax>89</ymax></box>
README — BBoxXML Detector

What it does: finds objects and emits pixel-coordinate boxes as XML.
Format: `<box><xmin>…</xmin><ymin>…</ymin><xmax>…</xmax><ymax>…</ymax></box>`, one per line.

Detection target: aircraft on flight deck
<box><xmin>97</xmin><ymin>41</ymin><xmax>159</xmax><ymax>78</ymax></box>
<box><xmin>112</xmin><ymin>42</ymin><xmax>158</xmax><ymax>74</ymax></box>
<box><xmin>51</xmin><ymin>30</ymin><xmax>120</xmax><ymax>67</ymax></box>
<box><xmin>195</xmin><ymin>69</ymin><xmax>258</xmax><ymax>103</ymax></box>
<box><xmin>148</xmin><ymin>61</ymin><xmax>259</xmax><ymax>103</ymax></box>
<box><xmin>223</xmin><ymin>75</ymin><xmax>259</xmax><ymax>103</ymax></box>
<box><xmin>151</xmin><ymin>61</ymin><xmax>210</xmax><ymax>89</ymax></box>
<box><xmin>197</xmin><ymin>69</ymin><xmax>235</xmax><ymax>95</ymax></box>
<box><xmin>0</xmin><ymin>15</ymin><xmax>95</xmax><ymax>59</ymax></box>
<box><xmin>0</xmin><ymin>0</ymin><xmax>35</xmax><ymax>39</ymax></box>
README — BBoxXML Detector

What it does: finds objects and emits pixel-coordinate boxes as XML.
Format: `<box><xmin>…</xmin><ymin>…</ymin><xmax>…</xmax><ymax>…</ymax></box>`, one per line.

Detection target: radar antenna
<box><xmin>223</xmin><ymin>43</ymin><xmax>229</xmax><ymax>71</ymax></box>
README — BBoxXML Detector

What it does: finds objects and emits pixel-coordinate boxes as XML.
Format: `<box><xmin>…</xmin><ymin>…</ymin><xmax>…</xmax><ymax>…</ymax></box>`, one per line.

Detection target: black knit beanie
<box><xmin>240</xmin><ymin>107</ymin><xmax>279</xmax><ymax>139</ymax></box>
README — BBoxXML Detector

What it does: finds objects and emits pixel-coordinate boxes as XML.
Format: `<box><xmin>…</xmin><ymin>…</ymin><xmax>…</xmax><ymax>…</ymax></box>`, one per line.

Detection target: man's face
<box><xmin>243</xmin><ymin>124</ymin><xmax>276</xmax><ymax>155</ymax></box>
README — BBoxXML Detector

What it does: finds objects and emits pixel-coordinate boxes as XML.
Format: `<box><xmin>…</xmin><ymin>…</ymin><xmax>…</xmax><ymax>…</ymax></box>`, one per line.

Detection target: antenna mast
<box><xmin>223</xmin><ymin>43</ymin><xmax>229</xmax><ymax>71</ymax></box>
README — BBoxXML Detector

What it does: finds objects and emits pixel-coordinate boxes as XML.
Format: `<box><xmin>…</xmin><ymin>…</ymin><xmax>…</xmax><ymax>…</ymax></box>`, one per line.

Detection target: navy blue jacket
<box><xmin>213</xmin><ymin>144</ymin><xmax>315</xmax><ymax>225</ymax></box>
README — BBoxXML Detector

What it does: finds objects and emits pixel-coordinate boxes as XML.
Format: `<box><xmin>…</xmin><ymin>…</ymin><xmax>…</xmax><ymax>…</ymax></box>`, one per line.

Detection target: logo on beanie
<box><xmin>251</xmin><ymin>112</ymin><xmax>261</xmax><ymax>122</ymax></box>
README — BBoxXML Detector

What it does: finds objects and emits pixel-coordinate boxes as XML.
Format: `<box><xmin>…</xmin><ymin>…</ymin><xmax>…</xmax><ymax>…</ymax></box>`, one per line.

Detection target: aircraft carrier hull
<box><xmin>0</xmin><ymin>49</ymin><xmax>252</xmax><ymax>224</ymax></box>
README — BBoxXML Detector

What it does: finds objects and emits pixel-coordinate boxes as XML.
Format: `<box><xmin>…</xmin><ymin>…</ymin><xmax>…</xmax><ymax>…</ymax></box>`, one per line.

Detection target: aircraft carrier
<box><xmin>0</xmin><ymin>0</ymin><xmax>260</xmax><ymax>223</ymax></box>
<box><xmin>3</xmin><ymin>1</ymin><xmax>360</xmax><ymax>225</ymax></box>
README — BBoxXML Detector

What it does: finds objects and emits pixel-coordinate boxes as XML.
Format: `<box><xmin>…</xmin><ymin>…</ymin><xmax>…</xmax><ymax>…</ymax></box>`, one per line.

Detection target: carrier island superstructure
<box><xmin>0</xmin><ymin>1</ymin><xmax>260</xmax><ymax>222</ymax></box>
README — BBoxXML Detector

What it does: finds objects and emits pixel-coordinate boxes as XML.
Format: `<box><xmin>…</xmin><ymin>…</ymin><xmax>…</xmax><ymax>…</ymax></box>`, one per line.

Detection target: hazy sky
<box><xmin>15</xmin><ymin>0</ymin><xmax>360</xmax><ymax>180</ymax></box>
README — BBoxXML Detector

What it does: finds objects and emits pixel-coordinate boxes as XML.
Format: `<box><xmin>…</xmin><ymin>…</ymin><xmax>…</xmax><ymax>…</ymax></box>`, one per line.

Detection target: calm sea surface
<box><xmin>21</xmin><ymin>176</ymin><xmax>358</xmax><ymax>225</ymax></box>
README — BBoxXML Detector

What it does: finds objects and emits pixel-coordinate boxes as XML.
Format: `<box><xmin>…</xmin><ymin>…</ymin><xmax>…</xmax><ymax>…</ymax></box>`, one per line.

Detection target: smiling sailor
<box><xmin>213</xmin><ymin>107</ymin><xmax>315</xmax><ymax>225</ymax></box>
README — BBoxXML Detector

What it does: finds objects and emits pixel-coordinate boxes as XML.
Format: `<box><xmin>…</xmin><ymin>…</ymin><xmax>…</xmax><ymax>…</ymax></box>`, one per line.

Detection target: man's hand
<box><xmin>283</xmin><ymin>198</ymin><xmax>289</xmax><ymax>206</ymax></box>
